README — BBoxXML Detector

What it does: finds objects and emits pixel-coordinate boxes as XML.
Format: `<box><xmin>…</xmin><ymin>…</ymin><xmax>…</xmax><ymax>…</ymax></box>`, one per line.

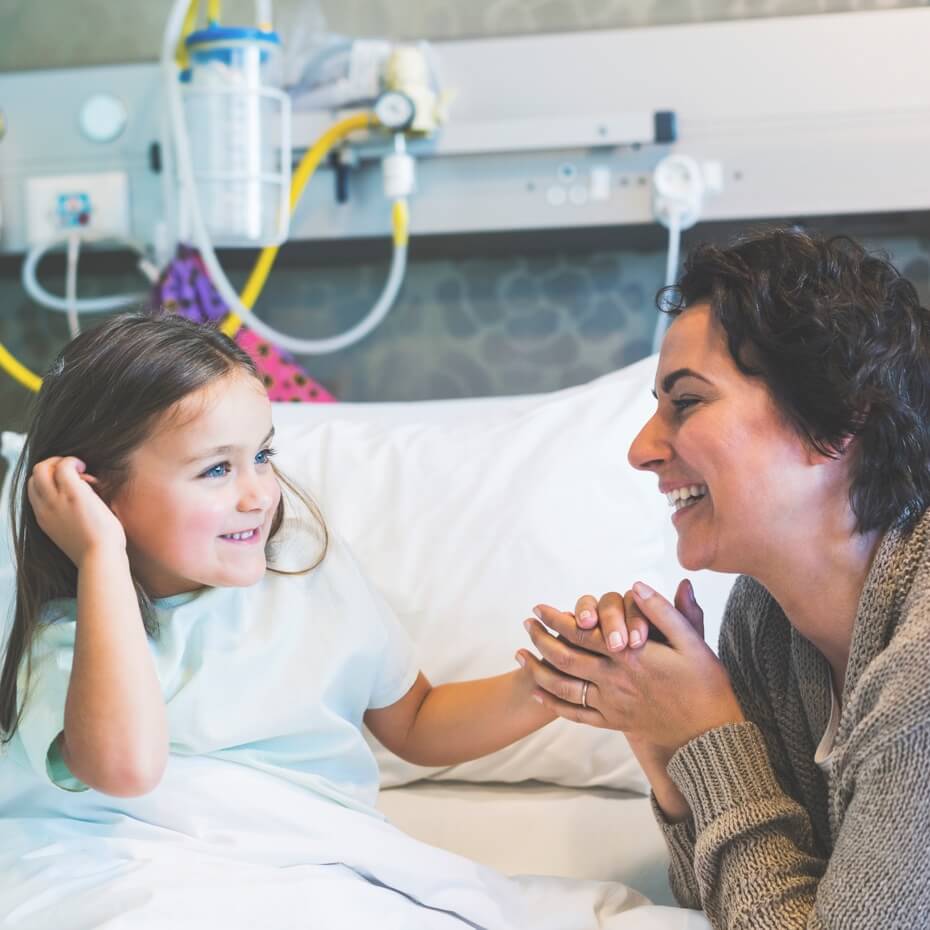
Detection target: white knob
<box><xmin>79</xmin><ymin>94</ymin><xmax>128</xmax><ymax>143</ymax></box>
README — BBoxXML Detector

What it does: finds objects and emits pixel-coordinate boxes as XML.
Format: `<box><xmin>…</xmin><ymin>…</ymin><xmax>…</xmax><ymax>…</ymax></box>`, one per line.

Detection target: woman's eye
<box><xmin>672</xmin><ymin>397</ymin><xmax>700</xmax><ymax>413</ymax></box>
<box><xmin>256</xmin><ymin>446</ymin><xmax>277</xmax><ymax>465</ymax></box>
<box><xmin>202</xmin><ymin>462</ymin><xmax>231</xmax><ymax>479</ymax></box>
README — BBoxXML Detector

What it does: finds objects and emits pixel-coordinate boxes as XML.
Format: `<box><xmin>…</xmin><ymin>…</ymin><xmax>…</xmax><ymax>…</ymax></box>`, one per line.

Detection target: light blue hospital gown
<box><xmin>12</xmin><ymin>533</ymin><xmax>420</xmax><ymax>812</ymax></box>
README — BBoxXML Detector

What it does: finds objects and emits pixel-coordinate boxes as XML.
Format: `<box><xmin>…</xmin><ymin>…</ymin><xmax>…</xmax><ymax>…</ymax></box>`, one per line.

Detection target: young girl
<box><xmin>0</xmin><ymin>312</ymin><xmax>698</xmax><ymax>930</ymax></box>
<box><xmin>0</xmin><ymin>311</ymin><xmax>556</xmax><ymax>804</ymax></box>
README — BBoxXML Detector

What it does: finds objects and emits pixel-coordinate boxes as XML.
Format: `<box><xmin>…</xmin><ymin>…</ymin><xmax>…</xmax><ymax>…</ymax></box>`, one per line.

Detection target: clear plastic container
<box><xmin>183</xmin><ymin>27</ymin><xmax>291</xmax><ymax>247</ymax></box>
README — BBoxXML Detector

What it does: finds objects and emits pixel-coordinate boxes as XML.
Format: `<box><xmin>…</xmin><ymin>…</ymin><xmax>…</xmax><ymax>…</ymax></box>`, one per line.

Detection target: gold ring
<box><xmin>581</xmin><ymin>680</ymin><xmax>590</xmax><ymax>709</ymax></box>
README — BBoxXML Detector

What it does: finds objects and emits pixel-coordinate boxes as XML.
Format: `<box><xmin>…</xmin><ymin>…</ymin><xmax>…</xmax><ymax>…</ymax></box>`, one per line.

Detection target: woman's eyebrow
<box><xmin>651</xmin><ymin>368</ymin><xmax>713</xmax><ymax>399</ymax></box>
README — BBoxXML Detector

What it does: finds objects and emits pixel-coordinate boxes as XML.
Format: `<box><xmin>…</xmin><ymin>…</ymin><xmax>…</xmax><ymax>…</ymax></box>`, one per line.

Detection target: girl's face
<box><xmin>628</xmin><ymin>303</ymin><xmax>830</xmax><ymax>575</ymax></box>
<box><xmin>109</xmin><ymin>371</ymin><xmax>282</xmax><ymax>598</ymax></box>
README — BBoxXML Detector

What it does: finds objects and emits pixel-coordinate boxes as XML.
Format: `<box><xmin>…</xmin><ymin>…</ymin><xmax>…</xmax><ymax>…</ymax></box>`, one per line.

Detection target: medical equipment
<box><xmin>162</xmin><ymin>0</ymin><xmax>429</xmax><ymax>357</ymax></box>
<box><xmin>2</xmin><ymin>9</ymin><xmax>930</xmax><ymax>387</ymax></box>
<box><xmin>182</xmin><ymin>25</ymin><xmax>290</xmax><ymax>247</ymax></box>
<box><xmin>651</xmin><ymin>155</ymin><xmax>724</xmax><ymax>352</ymax></box>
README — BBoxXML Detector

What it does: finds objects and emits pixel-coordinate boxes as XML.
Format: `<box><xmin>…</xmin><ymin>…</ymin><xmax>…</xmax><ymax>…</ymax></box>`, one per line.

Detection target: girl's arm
<box><xmin>63</xmin><ymin>544</ymin><xmax>169</xmax><ymax>796</ymax></box>
<box><xmin>29</xmin><ymin>457</ymin><xmax>169</xmax><ymax>796</ymax></box>
<box><xmin>364</xmin><ymin>667</ymin><xmax>556</xmax><ymax>767</ymax></box>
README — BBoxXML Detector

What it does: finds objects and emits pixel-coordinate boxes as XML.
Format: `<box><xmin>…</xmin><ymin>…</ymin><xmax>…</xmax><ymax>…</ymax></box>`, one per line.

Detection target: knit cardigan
<box><xmin>655</xmin><ymin>506</ymin><xmax>930</xmax><ymax>929</ymax></box>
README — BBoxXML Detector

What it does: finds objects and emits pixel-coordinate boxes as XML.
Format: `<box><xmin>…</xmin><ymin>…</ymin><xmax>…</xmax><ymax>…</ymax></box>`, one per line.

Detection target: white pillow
<box><xmin>273</xmin><ymin>356</ymin><xmax>735</xmax><ymax>793</ymax></box>
<box><xmin>0</xmin><ymin>359</ymin><xmax>735</xmax><ymax>794</ymax></box>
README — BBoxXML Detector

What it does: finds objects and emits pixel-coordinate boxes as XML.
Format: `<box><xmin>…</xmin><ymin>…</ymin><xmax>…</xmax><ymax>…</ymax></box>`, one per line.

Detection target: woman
<box><xmin>517</xmin><ymin>228</ymin><xmax>930</xmax><ymax>928</ymax></box>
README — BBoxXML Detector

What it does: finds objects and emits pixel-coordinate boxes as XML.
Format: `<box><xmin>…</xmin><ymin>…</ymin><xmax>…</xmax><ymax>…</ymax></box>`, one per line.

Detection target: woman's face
<box><xmin>628</xmin><ymin>303</ymin><xmax>829</xmax><ymax>575</ymax></box>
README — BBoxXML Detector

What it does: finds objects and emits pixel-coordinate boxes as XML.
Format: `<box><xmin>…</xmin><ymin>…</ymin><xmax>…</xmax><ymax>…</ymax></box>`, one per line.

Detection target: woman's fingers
<box><xmin>518</xmin><ymin>651</ymin><xmax>604</xmax><ymax>726</ymax></box>
<box><xmin>630</xmin><ymin>581</ymin><xmax>700</xmax><ymax>649</ymax></box>
<box><xmin>517</xmin><ymin>649</ymin><xmax>590</xmax><ymax>706</ymax></box>
<box><xmin>524</xmin><ymin>615</ymin><xmax>607</xmax><ymax>675</ymax></box>
<box><xmin>674</xmin><ymin>579</ymin><xmax>705</xmax><ymax>639</ymax></box>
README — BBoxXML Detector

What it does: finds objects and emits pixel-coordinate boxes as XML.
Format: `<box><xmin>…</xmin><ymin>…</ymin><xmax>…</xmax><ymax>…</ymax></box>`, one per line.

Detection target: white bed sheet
<box><xmin>378</xmin><ymin>781</ymin><xmax>675</xmax><ymax>907</ymax></box>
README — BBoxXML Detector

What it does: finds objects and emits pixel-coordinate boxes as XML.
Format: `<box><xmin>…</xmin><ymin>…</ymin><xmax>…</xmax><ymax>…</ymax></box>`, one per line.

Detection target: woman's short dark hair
<box><xmin>660</xmin><ymin>227</ymin><xmax>930</xmax><ymax>534</ymax></box>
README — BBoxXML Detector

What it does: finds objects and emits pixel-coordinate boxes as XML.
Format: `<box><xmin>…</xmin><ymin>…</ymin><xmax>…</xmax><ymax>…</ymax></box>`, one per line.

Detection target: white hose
<box><xmin>652</xmin><ymin>210</ymin><xmax>681</xmax><ymax>355</ymax></box>
<box><xmin>162</xmin><ymin>0</ymin><xmax>409</xmax><ymax>357</ymax></box>
<box><xmin>65</xmin><ymin>231</ymin><xmax>80</xmax><ymax>337</ymax></box>
<box><xmin>21</xmin><ymin>234</ymin><xmax>150</xmax><ymax>316</ymax></box>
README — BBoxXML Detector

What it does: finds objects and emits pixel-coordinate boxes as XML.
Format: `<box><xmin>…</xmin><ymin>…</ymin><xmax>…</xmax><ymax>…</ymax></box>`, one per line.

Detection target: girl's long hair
<box><xmin>0</xmin><ymin>312</ymin><xmax>327</xmax><ymax>741</ymax></box>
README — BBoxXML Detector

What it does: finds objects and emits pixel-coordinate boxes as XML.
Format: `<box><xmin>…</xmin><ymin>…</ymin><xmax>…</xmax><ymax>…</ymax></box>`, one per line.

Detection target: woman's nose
<box><xmin>628</xmin><ymin>413</ymin><xmax>670</xmax><ymax>472</ymax></box>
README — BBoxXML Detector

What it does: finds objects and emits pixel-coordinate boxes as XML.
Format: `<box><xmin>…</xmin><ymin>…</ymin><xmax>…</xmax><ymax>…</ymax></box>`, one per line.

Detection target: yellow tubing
<box><xmin>221</xmin><ymin>111</ymin><xmax>376</xmax><ymax>338</ymax></box>
<box><xmin>0</xmin><ymin>111</ymin><xmax>382</xmax><ymax>392</ymax></box>
<box><xmin>0</xmin><ymin>343</ymin><xmax>41</xmax><ymax>393</ymax></box>
<box><xmin>175</xmin><ymin>0</ymin><xmax>201</xmax><ymax>69</ymax></box>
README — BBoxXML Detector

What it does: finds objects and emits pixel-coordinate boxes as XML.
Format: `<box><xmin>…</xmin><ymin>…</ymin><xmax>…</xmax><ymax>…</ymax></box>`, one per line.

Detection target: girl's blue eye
<box><xmin>256</xmin><ymin>446</ymin><xmax>277</xmax><ymax>465</ymax></box>
<box><xmin>202</xmin><ymin>462</ymin><xmax>230</xmax><ymax>479</ymax></box>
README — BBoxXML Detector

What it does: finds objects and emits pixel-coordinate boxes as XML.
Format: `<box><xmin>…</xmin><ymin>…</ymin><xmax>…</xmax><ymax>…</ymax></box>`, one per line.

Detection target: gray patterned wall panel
<box><xmin>1</xmin><ymin>231</ymin><xmax>928</xmax><ymax>429</ymax></box>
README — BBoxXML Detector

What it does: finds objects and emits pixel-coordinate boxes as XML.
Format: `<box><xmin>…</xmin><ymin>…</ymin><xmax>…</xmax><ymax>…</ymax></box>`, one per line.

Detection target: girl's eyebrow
<box><xmin>651</xmin><ymin>368</ymin><xmax>712</xmax><ymax>400</ymax></box>
<box><xmin>185</xmin><ymin>427</ymin><xmax>275</xmax><ymax>463</ymax></box>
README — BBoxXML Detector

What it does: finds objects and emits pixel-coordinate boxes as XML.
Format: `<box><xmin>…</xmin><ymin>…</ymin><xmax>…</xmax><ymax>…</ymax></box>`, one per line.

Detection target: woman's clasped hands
<box><xmin>517</xmin><ymin>579</ymin><xmax>745</xmax><ymax>757</ymax></box>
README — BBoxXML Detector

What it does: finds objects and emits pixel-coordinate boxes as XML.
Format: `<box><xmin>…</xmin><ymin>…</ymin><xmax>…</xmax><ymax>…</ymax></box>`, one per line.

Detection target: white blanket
<box><xmin>0</xmin><ymin>750</ymin><xmax>709</xmax><ymax>930</ymax></box>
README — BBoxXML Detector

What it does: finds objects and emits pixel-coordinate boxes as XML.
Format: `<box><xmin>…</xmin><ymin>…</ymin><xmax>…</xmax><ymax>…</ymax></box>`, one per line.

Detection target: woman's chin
<box><xmin>677</xmin><ymin>541</ymin><xmax>713</xmax><ymax>573</ymax></box>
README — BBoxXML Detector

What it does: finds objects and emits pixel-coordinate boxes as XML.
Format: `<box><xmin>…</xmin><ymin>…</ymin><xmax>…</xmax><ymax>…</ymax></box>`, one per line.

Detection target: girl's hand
<box><xmin>572</xmin><ymin>578</ymin><xmax>703</xmax><ymax>651</ymax></box>
<box><xmin>28</xmin><ymin>456</ymin><xmax>126</xmax><ymax>567</ymax></box>
<box><xmin>518</xmin><ymin>580</ymin><xmax>744</xmax><ymax>755</ymax></box>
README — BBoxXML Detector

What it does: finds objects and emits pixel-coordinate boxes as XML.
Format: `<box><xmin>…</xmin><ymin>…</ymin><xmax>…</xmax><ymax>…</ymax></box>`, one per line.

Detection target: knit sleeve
<box><xmin>652</xmin><ymin>575</ymin><xmax>825</xmax><ymax>916</ymax></box>
<box><xmin>648</xmin><ymin>577</ymin><xmax>766</xmax><ymax>909</ymax></box>
<box><xmin>668</xmin><ymin>722</ymin><xmax>930</xmax><ymax>928</ymax></box>
<box><xmin>666</xmin><ymin>570</ymin><xmax>930</xmax><ymax>928</ymax></box>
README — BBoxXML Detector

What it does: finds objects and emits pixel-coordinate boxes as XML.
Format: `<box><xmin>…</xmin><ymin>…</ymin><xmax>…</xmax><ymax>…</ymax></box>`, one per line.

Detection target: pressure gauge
<box><xmin>79</xmin><ymin>94</ymin><xmax>128</xmax><ymax>143</ymax></box>
<box><xmin>374</xmin><ymin>91</ymin><xmax>416</xmax><ymax>132</ymax></box>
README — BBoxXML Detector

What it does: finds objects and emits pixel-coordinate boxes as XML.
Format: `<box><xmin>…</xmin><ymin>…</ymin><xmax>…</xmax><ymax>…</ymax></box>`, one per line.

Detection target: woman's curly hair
<box><xmin>660</xmin><ymin>227</ymin><xmax>930</xmax><ymax>534</ymax></box>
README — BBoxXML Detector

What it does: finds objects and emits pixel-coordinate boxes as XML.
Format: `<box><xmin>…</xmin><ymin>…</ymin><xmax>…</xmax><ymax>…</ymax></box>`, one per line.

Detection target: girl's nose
<box><xmin>238</xmin><ymin>475</ymin><xmax>274</xmax><ymax>511</ymax></box>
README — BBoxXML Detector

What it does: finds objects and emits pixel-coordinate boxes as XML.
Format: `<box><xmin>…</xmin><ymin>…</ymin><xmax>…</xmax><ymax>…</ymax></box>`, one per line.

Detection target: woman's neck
<box><xmin>752</xmin><ymin>522</ymin><xmax>882</xmax><ymax>696</ymax></box>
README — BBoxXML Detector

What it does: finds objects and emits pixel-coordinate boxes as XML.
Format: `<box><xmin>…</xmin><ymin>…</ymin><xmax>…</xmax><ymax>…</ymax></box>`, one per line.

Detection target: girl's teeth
<box><xmin>224</xmin><ymin>530</ymin><xmax>255</xmax><ymax>540</ymax></box>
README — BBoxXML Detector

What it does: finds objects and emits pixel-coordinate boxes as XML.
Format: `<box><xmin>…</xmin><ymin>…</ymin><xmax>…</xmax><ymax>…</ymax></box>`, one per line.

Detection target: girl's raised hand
<box><xmin>27</xmin><ymin>456</ymin><xmax>126</xmax><ymax>567</ymax></box>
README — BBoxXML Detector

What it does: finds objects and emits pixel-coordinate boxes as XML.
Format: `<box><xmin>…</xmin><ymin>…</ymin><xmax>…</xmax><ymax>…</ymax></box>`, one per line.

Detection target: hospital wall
<box><xmin>2</xmin><ymin>0</ymin><xmax>927</xmax><ymax>70</ymax></box>
<box><xmin>1</xmin><ymin>0</ymin><xmax>929</xmax><ymax>426</ymax></box>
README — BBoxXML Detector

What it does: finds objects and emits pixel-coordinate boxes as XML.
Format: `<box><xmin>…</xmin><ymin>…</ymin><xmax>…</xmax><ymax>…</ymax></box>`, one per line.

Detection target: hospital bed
<box><xmin>0</xmin><ymin>353</ymin><xmax>735</xmax><ymax>917</ymax></box>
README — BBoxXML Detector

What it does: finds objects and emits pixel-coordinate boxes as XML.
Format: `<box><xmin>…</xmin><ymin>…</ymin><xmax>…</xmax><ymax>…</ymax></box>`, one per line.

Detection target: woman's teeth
<box><xmin>666</xmin><ymin>484</ymin><xmax>708</xmax><ymax>512</ymax></box>
<box><xmin>222</xmin><ymin>529</ymin><xmax>256</xmax><ymax>541</ymax></box>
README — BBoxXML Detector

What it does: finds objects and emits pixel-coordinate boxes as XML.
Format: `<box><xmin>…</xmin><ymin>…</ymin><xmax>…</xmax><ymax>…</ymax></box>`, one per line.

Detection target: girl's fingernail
<box><xmin>633</xmin><ymin>582</ymin><xmax>654</xmax><ymax>600</ymax></box>
<box><xmin>629</xmin><ymin>631</ymin><xmax>642</xmax><ymax>647</ymax></box>
<box><xmin>524</xmin><ymin>619</ymin><xmax>533</xmax><ymax>632</ymax></box>
<box><xmin>608</xmin><ymin>631</ymin><xmax>623</xmax><ymax>650</ymax></box>
<box><xmin>579</xmin><ymin>609</ymin><xmax>593</xmax><ymax>623</ymax></box>
<box><xmin>515</xmin><ymin>652</ymin><xmax>526</xmax><ymax>667</ymax></box>
<box><xmin>533</xmin><ymin>606</ymin><xmax>543</xmax><ymax>620</ymax></box>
